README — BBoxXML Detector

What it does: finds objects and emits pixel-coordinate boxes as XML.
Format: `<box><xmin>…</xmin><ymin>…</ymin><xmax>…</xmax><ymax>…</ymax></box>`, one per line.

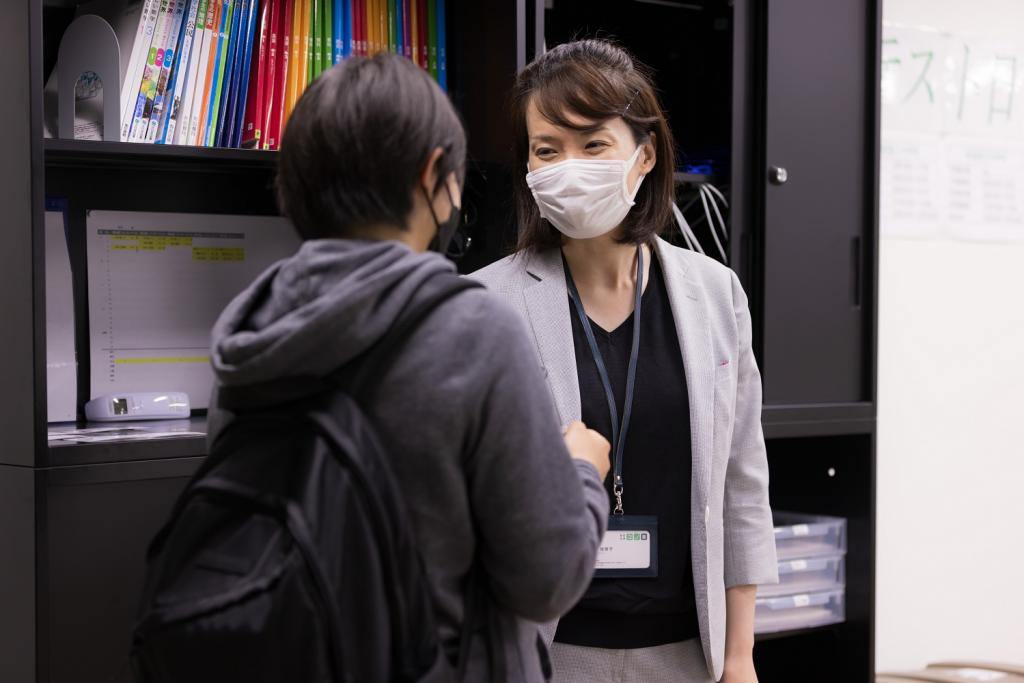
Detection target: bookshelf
<box><xmin>44</xmin><ymin>138</ymin><xmax>279</xmax><ymax>168</ymax></box>
<box><xmin>1</xmin><ymin>1</ymin><xmax>880</xmax><ymax>681</ymax></box>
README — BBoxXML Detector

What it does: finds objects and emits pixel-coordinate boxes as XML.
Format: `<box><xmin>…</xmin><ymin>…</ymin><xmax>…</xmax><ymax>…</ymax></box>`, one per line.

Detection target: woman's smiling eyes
<box><xmin>533</xmin><ymin>139</ymin><xmax>613</xmax><ymax>160</ymax></box>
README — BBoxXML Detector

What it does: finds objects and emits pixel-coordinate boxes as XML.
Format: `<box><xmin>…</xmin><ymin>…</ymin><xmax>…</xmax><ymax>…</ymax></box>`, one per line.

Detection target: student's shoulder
<box><xmin>466</xmin><ymin>252</ymin><xmax>533</xmax><ymax>294</ymax></box>
<box><xmin>411</xmin><ymin>281</ymin><xmax>537</xmax><ymax>392</ymax></box>
<box><xmin>430</xmin><ymin>271</ymin><xmax>530</xmax><ymax>343</ymax></box>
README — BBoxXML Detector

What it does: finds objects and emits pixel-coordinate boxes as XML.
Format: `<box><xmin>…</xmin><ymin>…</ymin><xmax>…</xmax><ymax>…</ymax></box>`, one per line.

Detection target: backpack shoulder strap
<box><xmin>456</xmin><ymin>567</ymin><xmax>506</xmax><ymax>683</ymax></box>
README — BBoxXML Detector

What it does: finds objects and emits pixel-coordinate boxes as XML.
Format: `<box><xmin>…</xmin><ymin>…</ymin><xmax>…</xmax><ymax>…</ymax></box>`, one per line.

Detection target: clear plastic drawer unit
<box><xmin>772</xmin><ymin>512</ymin><xmax>847</xmax><ymax>560</ymax></box>
<box><xmin>754</xmin><ymin>588</ymin><xmax>845</xmax><ymax>634</ymax></box>
<box><xmin>758</xmin><ymin>553</ymin><xmax>845</xmax><ymax>598</ymax></box>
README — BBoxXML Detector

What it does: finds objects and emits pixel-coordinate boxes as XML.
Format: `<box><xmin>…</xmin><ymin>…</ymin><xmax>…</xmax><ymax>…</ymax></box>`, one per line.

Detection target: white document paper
<box><xmin>86</xmin><ymin>210</ymin><xmax>300</xmax><ymax>409</ymax></box>
<box><xmin>48</xmin><ymin>425</ymin><xmax>206</xmax><ymax>444</ymax></box>
<box><xmin>46</xmin><ymin>208</ymin><xmax>78</xmax><ymax>422</ymax></box>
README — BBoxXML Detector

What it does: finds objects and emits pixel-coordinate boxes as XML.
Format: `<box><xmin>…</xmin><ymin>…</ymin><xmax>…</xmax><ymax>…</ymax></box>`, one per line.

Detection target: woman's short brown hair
<box><xmin>511</xmin><ymin>39</ymin><xmax>676</xmax><ymax>252</ymax></box>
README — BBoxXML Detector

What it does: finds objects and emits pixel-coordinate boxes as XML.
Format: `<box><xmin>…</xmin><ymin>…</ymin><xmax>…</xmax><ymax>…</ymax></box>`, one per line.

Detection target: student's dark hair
<box><xmin>511</xmin><ymin>39</ymin><xmax>676</xmax><ymax>252</ymax></box>
<box><xmin>277</xmin><ymin>53</ymin><xmax>466</xmax><ymax>240</ymax></box>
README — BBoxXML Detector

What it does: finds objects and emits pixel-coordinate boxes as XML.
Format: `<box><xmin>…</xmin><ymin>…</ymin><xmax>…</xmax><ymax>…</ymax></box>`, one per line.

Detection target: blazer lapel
<box><xmin>654</xmin><ymin>237</ymin><xmax>717</xmax><ymax>667</ymax></box>
<box><xmin>654</xmin><ymin>238</ymin><xmax>714</xmax><ymax>515</ymax></box>
<box><xmin>522</xmin><ymin>249</ymin><xmax>582</xmax><ymax>427</ymax></box>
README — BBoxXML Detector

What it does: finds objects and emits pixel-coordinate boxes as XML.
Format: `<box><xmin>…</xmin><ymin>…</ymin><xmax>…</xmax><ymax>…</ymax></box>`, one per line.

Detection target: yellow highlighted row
<box><xmin>114</xmin><ymin>356</ymin><xmax>210</xmax><ymax>365</ymax></box>
<box><xmin>110</xmin><ymin>236</ymin><xmax>194</xmax><ymax>248</ymax></box>
<box><xmin>193</xmin><ymin>247</ymin><xmax>245</xmax><ymax>262</ymax></box>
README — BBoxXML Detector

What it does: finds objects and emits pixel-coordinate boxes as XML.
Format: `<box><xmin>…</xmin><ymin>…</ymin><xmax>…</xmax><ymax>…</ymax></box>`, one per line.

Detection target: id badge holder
<box><xmin>594</xmin><ymin>515</ymin><xmax>658</xmax><ymax>578</ymax></box>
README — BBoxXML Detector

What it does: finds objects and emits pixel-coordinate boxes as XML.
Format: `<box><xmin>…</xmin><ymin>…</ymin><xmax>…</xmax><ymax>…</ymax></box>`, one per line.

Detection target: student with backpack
<box><xmin>132</xmin><ymin>53</ymin><xmax>611</xmax><ymax>683</ymax></box>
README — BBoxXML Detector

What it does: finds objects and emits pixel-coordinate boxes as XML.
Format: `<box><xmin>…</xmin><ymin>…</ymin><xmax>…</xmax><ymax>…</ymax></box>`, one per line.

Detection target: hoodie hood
<box><xmin>211</xmin><ymin>239</ymin><xmax>455</xmax><ymax>388</ymax></box>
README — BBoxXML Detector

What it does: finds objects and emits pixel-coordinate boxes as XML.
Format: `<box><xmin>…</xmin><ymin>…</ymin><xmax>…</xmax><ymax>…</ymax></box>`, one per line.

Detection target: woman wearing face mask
<box><xmin>471</xmin><ymin>40</ymin><xmax>778</xmax><ymax>683</ymax></box>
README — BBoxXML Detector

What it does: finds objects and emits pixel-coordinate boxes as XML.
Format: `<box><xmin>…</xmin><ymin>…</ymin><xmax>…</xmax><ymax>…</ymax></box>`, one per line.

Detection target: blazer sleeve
<box><xmin>723</xmin><ymin>270</ymin><xmax>779</xmax><ymax>588</ymax></box>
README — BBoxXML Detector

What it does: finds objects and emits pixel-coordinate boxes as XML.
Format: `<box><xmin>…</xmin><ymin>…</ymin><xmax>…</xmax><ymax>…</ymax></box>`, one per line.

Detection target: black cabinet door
<box><xmin>44</xmin><ymin>458</ymin><xmax>201</xmax><ymax>683</ymax></box>
<box><xmin>760</xmin><ymin>0</ymin><xmax>877</xmax><ymax>405</ymax></box>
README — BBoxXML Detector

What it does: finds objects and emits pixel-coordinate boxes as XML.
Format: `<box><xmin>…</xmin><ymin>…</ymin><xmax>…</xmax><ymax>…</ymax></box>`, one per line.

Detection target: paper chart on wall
<box><xmin>86</xmin><ymin>210</ymin><xmax>300</xmax><ymax>410</ymax></box>
<box><xmin>881</xmin><ymin>23</ymin><xmax>1024</xmax><ymax>242</ymax></box>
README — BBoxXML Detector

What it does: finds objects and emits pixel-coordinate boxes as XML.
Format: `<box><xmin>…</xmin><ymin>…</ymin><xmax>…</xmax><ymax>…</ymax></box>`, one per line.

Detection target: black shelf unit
<box><xmin>48</xmin><ymin>416</ymin><xmax>208</xmax><ymax>467</ymax></box>
<box><xmin>44</xmin><ymin>138</ymin><xmax>279</xmax><ymax>169</ymax></box>
<box><xmin>1</xmin><ymin>0</ymin><xmax>880</xmax><ymax>681</ymax></box>
<box><xmin>542</xmin><ymin>5</ymin><xmax>880</xmax><ymax>683</ymax></box>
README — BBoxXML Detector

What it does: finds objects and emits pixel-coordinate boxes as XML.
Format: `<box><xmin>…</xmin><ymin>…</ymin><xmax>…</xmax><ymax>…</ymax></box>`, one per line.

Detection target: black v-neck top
<box><xmin>554</xmin><ymin>253</ymin><xmax>700</xmax><ymax>649</ymax></box>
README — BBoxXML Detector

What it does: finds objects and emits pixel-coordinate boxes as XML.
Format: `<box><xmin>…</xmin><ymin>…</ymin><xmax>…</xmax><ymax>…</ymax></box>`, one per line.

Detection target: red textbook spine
<box><xmin>260</xmin><ymin>0</ymin><xmax>281</xmax><ymax>148</ymax></box>
<box><xmin>242</xmin><ymin>0</ymin><xmax>272</xmax><ymax>147</ymax></box>
<box><xmin>266</xmin><ymin>0</ymin><xmax>293</xmax><ymax>149</ymax></box>
<box><xmin>416</xmin><ymin>0</ymin><xmax>426</xmax><ymax>69</ymax></box>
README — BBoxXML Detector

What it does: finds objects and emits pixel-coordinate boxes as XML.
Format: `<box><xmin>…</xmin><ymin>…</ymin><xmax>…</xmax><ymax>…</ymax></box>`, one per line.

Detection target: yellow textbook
<box><xmin>301</xmin><ymin>0</ymin><xmax>312</xmax><ymax>84</ymax></box>
<box><xmin>284</xmin><ymin>0</ymin><xmax>303</xmax><ymax>125</ymax></box>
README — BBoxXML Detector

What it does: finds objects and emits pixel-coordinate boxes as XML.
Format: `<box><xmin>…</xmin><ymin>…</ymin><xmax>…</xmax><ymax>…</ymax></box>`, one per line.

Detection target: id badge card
<box><xmin>594</xmin><ymin>515</ymin><xmax>658</xmax><ymax>578</ymax></box>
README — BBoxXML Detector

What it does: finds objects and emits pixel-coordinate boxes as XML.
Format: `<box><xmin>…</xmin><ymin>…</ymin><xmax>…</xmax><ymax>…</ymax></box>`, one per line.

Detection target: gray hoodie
<box><xmin>208</xmin><ymin>239</ymin><xmax>609</xmax><ymax>681</ymax></box>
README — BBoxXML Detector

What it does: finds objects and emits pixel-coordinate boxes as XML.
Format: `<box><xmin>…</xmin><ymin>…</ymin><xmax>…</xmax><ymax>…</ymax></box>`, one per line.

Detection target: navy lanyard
<box><xmin>563</xmin><ymin>246</ymin><xmax>644</xmax><ymax>515</ymax></box>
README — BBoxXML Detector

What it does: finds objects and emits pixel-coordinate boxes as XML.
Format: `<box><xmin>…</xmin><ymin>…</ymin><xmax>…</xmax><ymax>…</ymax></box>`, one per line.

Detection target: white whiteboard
<box><xmin>876</xmin><ymin>2</ymin><xmax>1024</xmax><ymax>673</ymax></box>
<box><xmin>881</xmin><ymin>22</ymin><xmax>1024</xmax><ymax>241</ymax></box>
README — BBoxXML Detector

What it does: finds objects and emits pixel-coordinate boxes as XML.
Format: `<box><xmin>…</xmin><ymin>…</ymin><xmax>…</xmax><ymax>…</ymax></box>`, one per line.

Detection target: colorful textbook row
<box><xmin>119</xmin><ymin>0</ymin><xmax>448</xmax><ymax>149</ymax></box>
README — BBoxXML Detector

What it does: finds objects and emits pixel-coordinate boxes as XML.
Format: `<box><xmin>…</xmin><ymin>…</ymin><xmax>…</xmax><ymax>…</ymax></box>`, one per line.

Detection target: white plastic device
<box><xmin>84</xmin><ymin>392</ymin><xmax>191</xmax><ymax>422</ymax></box>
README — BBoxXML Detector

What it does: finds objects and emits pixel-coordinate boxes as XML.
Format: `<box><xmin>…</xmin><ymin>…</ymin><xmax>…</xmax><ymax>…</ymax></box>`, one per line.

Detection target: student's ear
<box><xmin>419</xmin><ymin>147</ymin><xmax>445</xmax><ymax>199</ymax></box>
<box><xmin>445</xmin><ymin>171</ymin><xmax>462</xmax><ymax>210</ymax></box>
<box><xmin>640</xmin><ymin>133</ymin><xmax>657</xmax><ymax>175</ymax></box>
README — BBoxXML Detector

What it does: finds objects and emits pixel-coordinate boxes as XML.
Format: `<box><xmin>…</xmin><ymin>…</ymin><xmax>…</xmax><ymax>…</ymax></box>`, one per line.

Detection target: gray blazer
<box><xmin>470</xmin><ymin>236</ymin><xmax>779</xmax><ymax>681</ymax></box>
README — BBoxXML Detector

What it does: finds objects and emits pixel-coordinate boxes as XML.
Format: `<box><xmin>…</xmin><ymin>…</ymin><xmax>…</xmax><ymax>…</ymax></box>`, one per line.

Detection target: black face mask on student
<box><xmin>424</xmin><ymin>183</ymin><xmax>462</xmax><ymax>256</ymax></box>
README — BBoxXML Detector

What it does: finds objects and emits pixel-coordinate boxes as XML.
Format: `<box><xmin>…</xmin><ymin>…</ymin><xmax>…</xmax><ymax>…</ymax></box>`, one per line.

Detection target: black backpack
<box><xmin>131</xmin><ymin>275</ymin><xmax>497</xmax><ymax>683</ymax></box>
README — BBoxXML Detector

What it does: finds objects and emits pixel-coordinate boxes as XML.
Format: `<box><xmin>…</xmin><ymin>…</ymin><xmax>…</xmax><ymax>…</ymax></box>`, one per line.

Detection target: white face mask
<box><xmin>525</xmin><ymin>145</ymin><xmax>646</xmax><ymax>240</ymax></box>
